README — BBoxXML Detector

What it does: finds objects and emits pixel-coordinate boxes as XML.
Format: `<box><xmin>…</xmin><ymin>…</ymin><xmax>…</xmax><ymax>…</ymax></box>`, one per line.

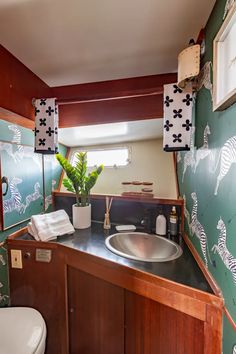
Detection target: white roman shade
<box><xmin>34</xmin><ymin>98</ymin><xmax>59</xmax><ymax>154</ymax></box>
<box><xmin>163</xmin><ymin>83</ymin><xmax>193</xmax><ymax>152</ymax></box>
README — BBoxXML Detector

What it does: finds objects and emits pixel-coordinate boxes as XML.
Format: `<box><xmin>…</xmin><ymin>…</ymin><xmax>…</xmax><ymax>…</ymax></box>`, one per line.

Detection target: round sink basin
<box><xmin>105</xmin><ymin>232</ymin><xmax>183</xmax><ymax>262</ymax></box>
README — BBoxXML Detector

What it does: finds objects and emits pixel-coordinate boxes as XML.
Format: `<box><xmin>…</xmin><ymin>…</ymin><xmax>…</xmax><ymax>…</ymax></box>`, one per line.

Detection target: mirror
<box><xmin>58</xmin><ymin>118</ymin><xmax>177</xmax><ymax>199</ymax></box>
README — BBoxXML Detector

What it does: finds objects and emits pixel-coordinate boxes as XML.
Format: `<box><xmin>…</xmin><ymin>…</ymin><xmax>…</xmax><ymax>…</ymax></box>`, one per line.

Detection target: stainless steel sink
<box><xmin>105</xmin><ymin>232</ymin><xmax>183</xmax><ymax>262</ymax></box>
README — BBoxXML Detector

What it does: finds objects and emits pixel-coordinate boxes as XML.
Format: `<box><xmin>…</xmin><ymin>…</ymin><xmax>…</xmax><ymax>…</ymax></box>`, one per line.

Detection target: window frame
<box><xmin>71</xmin><ymin>145</ymin><xmax>131</xmax><ymax>169</ymax></box>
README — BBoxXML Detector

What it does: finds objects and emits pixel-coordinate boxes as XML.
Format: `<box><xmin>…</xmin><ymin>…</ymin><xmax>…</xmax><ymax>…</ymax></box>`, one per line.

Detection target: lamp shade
<box><xmin>177</xmin><ymin>44</ymin><xmax>200</xmax><ymax>88</ymax></box>
<box><xmin>34</xmin><ymin>98</ymin><xmax>59</xmax><ymax>154</ymax></box>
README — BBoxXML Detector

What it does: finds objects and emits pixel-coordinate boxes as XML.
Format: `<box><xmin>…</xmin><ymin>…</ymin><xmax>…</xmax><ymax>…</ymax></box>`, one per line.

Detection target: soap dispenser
<box><xmin>155</xmin><ymin>208</ymin><xmax>167</xmax><ymax>236</ymax></box>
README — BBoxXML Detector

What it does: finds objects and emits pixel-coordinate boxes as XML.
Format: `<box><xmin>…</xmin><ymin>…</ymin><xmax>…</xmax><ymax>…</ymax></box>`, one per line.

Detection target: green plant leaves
<box><xmin>56</xmin><ymin>152</ymin><xmax>104</xmax><ymax>207</ymax></box>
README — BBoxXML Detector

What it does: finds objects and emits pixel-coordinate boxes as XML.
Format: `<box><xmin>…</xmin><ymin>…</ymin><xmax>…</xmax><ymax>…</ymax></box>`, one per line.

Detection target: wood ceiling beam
<box><xmin>52</xmin><ymin>73</ymin><xmax>177</xmax><ymax>128</ymax></box>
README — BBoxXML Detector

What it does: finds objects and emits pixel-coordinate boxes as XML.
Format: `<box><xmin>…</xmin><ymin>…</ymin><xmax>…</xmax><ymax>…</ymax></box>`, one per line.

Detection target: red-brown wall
<box><xmin>0</xmin><ymin>45</ymin><xmax>50</xmax><ymax>121</ymax></box>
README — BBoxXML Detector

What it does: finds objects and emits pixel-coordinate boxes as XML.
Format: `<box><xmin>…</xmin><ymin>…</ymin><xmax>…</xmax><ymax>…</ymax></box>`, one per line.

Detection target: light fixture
<box><xmin>177</xmin><ymin>43</ymin><xmax>201</xmax><ymax>89</ymax></box>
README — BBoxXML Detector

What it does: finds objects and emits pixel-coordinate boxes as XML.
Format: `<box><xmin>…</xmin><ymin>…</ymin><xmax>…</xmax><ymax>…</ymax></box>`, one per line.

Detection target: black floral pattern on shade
<box><xmin>40</xmin><ymin>99</ymin><xmax>47</xmax><ymax>106</ymax></box>
<box><xmin>173</xmin><ymin>84</ymin><xmax>183</xmax><ymax>94</ymax></box>
<box><xmin>164</xmin><ymin>96</ymin><xmax>174</xmax><ymax>107</ymax></box>
<box><xmin>46</xmin><ymin>127</ymin><xmax>54</xmax><ymax>136</ymax></box>
<box><xmin>164</xmin><ymin>120</ymin><xmax>173</xmax><ymax>131</ymax></box>
<box><xmin>39</xmin><ymin>118</ymin><xmax>47</xmax><ymax>126</ymax></box>
<box><xmin>173</xmin><ymin>133</ymin><xmax>182</xmax><ymax>143</ymax></box>
<box><xmin>54</xmin><ymin>127</ymin><xmax>58</xmax><ymax>135</ymax></box>
<box><xmin>173</xmin><ymin>109</ymin><xmax>182</xmax><ymax>118</ymax></box>
<box><xmin>46</xmin><ymin>106</ymin><xmax>54</xmax><ymax>116</ymax></box>
<box><xmin>39</xmin><ymin>138</ymin><xmax>46</xmax><ymax>146</ymax></box>
<box><xmin>182</xmin><ymin>94</ymin><xmax>193</xmax><ymax>106</ymax></box>
<box><xmin>55</xmin><ymin>106</ymin><xmax>58</xmax><ymax>114</ymax></box>
<box><xmin>182</xmin><ymin>119</ymin><xmax>192</xmax><ymax>131</ymax></box>
<box><xmin>35</xmin><ymin>107</ymin><xmax>40</xmax><ymax>116</ymax></box>
<box><xmin>34</xmin><ymin>128</ymin><xmax>39</xmax><ymax>137</ymax></box>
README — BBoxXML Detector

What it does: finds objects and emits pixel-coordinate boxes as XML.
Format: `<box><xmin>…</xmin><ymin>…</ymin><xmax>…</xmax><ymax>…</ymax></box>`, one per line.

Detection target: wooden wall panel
<box><xmin>0</xmin><ymin>45</ymin><xmax>50</xmax><ymax>120</ymax></box>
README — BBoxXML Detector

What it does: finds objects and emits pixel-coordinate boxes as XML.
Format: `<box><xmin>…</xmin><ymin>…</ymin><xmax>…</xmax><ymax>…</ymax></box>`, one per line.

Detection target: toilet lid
<box><xmin>0</xmin><ymin>307</ymin><xmax>46</xmax><ymax>354</ymax></box>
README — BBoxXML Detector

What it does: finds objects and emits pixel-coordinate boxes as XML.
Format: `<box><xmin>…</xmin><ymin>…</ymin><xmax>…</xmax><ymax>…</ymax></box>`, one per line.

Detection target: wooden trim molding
<box><xmin>0</xmin><ymin>107</ymin><xmax>34</xmax><ymax>129</ymax></box>
<box><xmin>224</xmin><ymin>305</ymin><xmax>236</xmax><ymax>332</ymax></box>
<box><xmin>53</xmin><ymin>190</ymin><xmax>184</xmax><ymax>206</ymax></box>
<box><xmin>183</xmin><ymin>233</ymin><xmax>222</xmax><ymax>298</ymax></box>
<box><xmin>7</xmin><ymin>226</ymin><xmax>28</xmax><ymax>240</ymax></box>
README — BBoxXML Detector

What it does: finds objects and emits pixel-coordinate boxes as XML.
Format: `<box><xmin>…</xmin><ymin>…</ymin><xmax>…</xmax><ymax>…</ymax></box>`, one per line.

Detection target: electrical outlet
<box><xmin>11</xmin><ymin>249</ymin><xmax>23</xmax><ymax>269</ymax></box>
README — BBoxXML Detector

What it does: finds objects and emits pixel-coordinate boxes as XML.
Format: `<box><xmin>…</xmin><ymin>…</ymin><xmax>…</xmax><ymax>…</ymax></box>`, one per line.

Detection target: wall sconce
<box><xmin>177</xmin><ymin>44</ymin><xmax>201</xmax><ymax>89</ymax></box>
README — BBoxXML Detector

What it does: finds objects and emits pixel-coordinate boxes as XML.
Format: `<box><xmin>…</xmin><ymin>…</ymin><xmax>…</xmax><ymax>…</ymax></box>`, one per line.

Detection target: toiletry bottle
<box><xmin>155</xmin><ymin>209</ymin><xmax>167</xmax><ymax>236</ymax></box>
<box><xmin>170</xmin><ymin>206</ymin><xmax>178</xmax><ymax>236</ymax></box>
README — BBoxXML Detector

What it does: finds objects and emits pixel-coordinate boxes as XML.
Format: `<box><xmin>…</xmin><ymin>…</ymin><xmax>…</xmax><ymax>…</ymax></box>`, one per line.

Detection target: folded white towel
<box><xmin>27</xmin><ymin>222</ymin><xmax>40</xmax><ymax>241</ymax></box>
<box><xmin>30</xmin><ymin>209</ymin><xmax>75</xmax><ymax>242</ymax></box>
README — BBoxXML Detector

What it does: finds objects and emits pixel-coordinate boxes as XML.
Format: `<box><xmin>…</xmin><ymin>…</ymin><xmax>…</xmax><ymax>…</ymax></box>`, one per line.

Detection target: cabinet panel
<box><xmin>8</xmin><ymin>245</ymin><xmax>67</xmax><ymax>354</ymax></box>
<box><xmin>67</xmin><ymin>266</ymin><xmax>124</xmax><ymax>354</ymax></box>
<box><xmin>125</xmin><ymin>290</ymin><xmax>204</xmax><ymax>354</ymax></box>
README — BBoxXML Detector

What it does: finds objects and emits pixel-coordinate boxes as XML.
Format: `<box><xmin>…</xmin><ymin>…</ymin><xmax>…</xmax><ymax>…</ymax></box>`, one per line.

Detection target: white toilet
<box><xmin>0</xmin><ymin>307</ymin><xmax>47</xmax><ymax>354</ymax></box>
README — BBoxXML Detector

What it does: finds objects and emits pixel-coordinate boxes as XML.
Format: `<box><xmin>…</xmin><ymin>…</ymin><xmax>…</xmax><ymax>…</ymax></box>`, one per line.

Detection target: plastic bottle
<box><xmin>155</xmin><ymin>209</ymin><xmax>167</xmax><ymax>236</ymax></box>
<box><xmin>170</xmin><ymin>206</ymin><xmax>178</xmax><ymax>236</ymax></box>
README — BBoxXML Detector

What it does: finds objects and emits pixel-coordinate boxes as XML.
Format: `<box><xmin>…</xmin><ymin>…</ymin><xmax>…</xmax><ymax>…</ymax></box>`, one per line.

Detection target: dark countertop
<box><xmin>19</xmin><ymin>222</ymin><xmax>213</xmax><ymax>294</ymax></box>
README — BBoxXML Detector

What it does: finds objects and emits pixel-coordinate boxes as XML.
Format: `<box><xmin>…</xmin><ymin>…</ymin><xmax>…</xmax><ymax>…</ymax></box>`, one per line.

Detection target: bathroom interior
<box><xmin>0</xmin><ymin>0</ymin><xmax>236</xmax><ymax>353</ymax></box>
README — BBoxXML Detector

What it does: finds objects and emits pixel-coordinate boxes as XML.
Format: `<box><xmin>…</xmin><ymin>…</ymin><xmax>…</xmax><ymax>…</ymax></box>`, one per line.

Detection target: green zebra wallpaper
<box><xmin>0</xmin><ymin>118</ymin><xmax>66</xmax><ymax>307</ymax></box>
<box><xmin>177</xmin><ymin>0</ymin><xmax>236</xmax><ymax>352</ymax></box>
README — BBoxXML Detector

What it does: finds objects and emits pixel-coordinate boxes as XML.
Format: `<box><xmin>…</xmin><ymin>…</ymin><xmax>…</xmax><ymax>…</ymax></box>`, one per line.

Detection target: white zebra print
<box><xmin>233</xmin><ymin>344</ymin><xmax>236</xmax><ymax>354</ymax></box>
<box><xmin>3</xmin><ymin>177</ymin><xmax>22</xmax><ymax>214</ymax></box>
<box><xmin>177</xmin><ymin>152</ymin><xmax>182</xmax><ymax>163</ymax></box>
<box><xmin>45</xmin><ymin>180</ymin><xmax>57</xmax><ymax>211</ymax></box>
<box><xmin>212</xmin><ymin>218</ymin><xmax>236</xmax><ymax>284</ymax></box>
<box><xmin>0</xmin><ymin>142</ymin><xmax>21</xmax><ymax>163</ymax></box>
<box><xmin>214</xmin><ymin>136</ymin><xmax>236</xmax><ymax>195</ymax></box>
<box><xmin>223</xmin><ymin>0</ymin><xmax>235</xmax><ymax>19</ymax></box>
<box><xmin>0</xmin><ymin>254</ymin><xmax>6</xmax><ymax>266</ymax></box>
<box><xmin>0</xmin><ymin>125</ymin><xmax>42</xmax><ymax>169</ymax></box>
<box><xmin>182</xmin><ymin>127</ymin><xmax>195</xmax><ymax>182</ymax></box>
<box><xmin>19</xmin><ymin>182</ymin><xmax>43</xmax><ymax>214</ymax></box>
<box><xmin>0</xmin><ymin>282</ymin><xmax>9</xmax><ymax>304</ymax></box>
<box><xmin>183</xmin><ymin>194</ymin><xmax>190</xmax><ymax>227</ymax></box>
<box><xmin>194</xmin><ymin>124</ymin><xmax>211</xmax><ymax>173</ymax></box>
<box><xmin>8</xmin><ymin>124</ymin><xmax>22</xmax><ymax>145</ymax></box>
<box><xmin>190</xmin><ymin>192</ymin><xmax>211</xmax><ymax>268</ymax></box>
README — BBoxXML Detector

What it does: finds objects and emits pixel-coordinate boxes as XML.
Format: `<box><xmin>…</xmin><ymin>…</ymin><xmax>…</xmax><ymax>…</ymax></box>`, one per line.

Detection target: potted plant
<box><xmin>56</xmin><ymin>152</ymin><xmax>104</xmax><ymax>229</ymax></box>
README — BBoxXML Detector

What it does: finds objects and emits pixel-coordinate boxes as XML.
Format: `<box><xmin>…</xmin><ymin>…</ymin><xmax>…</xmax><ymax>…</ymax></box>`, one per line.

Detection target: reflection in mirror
<box><xmin>58</xmin><ymin>119</ymin><xmax>177</xmax><ymax>199</ymax></box>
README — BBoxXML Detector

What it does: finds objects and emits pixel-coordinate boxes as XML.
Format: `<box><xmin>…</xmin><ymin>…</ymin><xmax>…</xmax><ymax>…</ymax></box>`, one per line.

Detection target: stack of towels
<box><xmin>27</xmin><ymin>209</ymin><xmax>75</xmax><ymax>242</ymax></box>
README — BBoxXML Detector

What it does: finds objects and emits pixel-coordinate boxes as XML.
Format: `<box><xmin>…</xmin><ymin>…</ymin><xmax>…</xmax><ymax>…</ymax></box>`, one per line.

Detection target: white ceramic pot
<box><xmin>72</xmin><ymin>204</ymin><xmax>91</xmax><ymax>229</ymax></box>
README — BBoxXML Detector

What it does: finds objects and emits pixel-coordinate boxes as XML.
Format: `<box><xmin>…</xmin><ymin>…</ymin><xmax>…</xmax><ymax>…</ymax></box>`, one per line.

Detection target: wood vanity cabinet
<box><xmin>67</xmin><ymin>266</ymin><xmax>124</xmax><ymax>354</ymax></box>
<box><xmin>7</xmin><ymin>237</ymin><xmax>223</xmax><ymax>354</ymax></box>
<box><xmin>125</xmin><ymin>291</ymin><xmax>204</xmax><ymax>354</ymax></box>
<box><xmin>8</xmin><ymin>242</ymin><xmax>68</xmax><ymax>354</ymax></box>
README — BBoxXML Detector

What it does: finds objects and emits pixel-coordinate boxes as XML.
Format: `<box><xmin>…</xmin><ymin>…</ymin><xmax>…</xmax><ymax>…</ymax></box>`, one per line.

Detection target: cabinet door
<box><xmin>8</xmin><ymin>244</ymin><xmax>67</xmax><ymax>354</ymax></box>
<box><xmin>67</xmin><ymin>266</ymin><xmax>124</xmax><ymax>354</ymax></box>
<box><xmin>125</xmin><ymin>290</ymin><xmax>204</xmax><ymax>354</ymax></box>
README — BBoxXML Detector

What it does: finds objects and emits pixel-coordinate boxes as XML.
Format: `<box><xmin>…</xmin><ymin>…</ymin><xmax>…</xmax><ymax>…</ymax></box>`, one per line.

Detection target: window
<box><xmin>71</xmin><ymin>147</ymin><xmax>130</xmax><ymax>168</ymax></box>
